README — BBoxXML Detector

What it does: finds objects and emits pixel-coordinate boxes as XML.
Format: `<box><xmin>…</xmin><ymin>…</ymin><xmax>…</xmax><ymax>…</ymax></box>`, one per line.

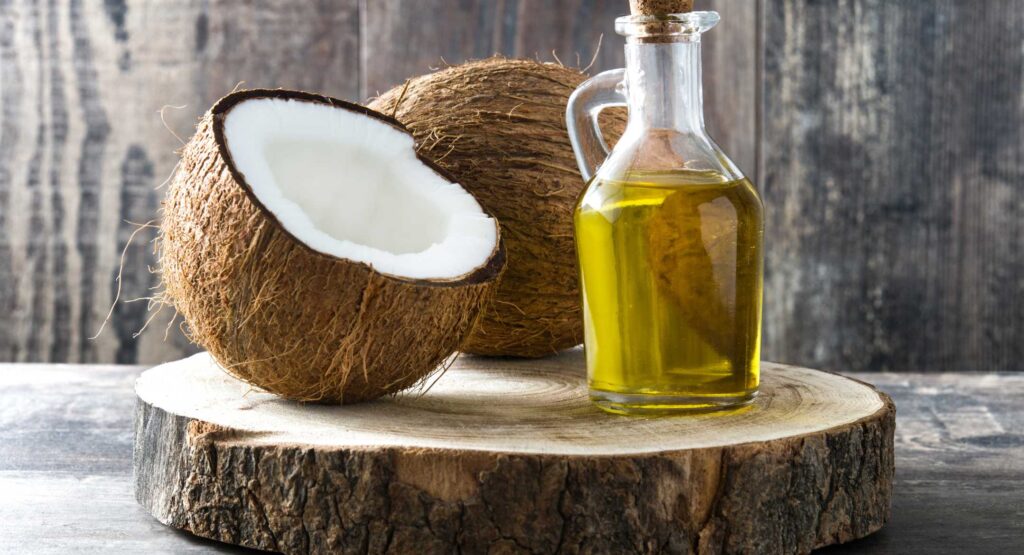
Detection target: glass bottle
<box><xmin>566</xmin><ymin>11</ymin><xmax>764</xmax><ymax>415</ymax></box>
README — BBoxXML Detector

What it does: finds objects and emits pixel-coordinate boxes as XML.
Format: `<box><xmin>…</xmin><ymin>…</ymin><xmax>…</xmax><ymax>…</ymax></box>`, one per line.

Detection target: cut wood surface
<box><xmin>5</xmin><ymin>363</ymin><xmax>1021</xmax><ymax>554</ymax></box>
<box><xmin>134</xmin><ymin>350</ymin><xmax>894</xmax><ymax>554</ymax></box>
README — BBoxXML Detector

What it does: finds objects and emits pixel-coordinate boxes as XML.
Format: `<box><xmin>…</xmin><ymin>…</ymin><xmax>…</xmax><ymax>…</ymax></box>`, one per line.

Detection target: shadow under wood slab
<box><xmin>133</xmin><ymin>351</ymin><xmax>894</xmax><ymax>554</ymax></box>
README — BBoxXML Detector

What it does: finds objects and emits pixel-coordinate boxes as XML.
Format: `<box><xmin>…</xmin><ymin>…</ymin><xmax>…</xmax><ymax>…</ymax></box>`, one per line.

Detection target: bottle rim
<box><xmin>614</xmin><ymin>11</ymin><xmax>720</xmax><ymax>40</ymax></box>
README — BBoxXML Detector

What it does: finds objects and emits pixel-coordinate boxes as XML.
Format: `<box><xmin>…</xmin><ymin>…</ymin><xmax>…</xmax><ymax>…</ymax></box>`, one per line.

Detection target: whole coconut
<box><xmin>369</xmin><ymin>57</ymin><xmax>626</xmax><ymax>358</ymax></box>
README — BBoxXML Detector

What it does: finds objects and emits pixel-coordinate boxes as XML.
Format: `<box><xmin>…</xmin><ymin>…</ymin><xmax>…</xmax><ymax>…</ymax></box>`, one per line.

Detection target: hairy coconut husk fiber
<box><xmin>369</xmin><ymin>58</ymin><xmax>626</xmax><ymax>358</ymax></box>
<box><xmin>158</xmin><ymin>89</ymin><xmax>505</xmax><ymax>404</ymax></box>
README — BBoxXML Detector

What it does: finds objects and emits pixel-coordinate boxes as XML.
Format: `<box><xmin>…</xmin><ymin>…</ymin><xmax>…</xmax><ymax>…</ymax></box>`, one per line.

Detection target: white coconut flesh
<box><xmin>222</xmin><ymin>97</ymin><xmax>498</xmax><ymax>280</ymax></box>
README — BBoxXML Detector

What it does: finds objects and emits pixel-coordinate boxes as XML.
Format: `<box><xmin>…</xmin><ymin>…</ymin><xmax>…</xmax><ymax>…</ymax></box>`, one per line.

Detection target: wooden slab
<box><xmin>134</xmin><ymin>351</ymin><xmax>894</xmax><ymax>554</ymax></box>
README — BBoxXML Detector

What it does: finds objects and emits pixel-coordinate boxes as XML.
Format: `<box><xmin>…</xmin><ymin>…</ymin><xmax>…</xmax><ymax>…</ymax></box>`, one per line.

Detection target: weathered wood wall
<box><xmin>760</xmin><ymin>0</ymin><xmax>1024</xmax><ymax>372</ymax></box>
<box><xmin>0</xmin><ymin>0</ymin><xmax>1019</xmax><ymax>372</ymax></box>
<box><xmin>0</xmin><ymin>0</ymin><xmax>361</xmax><ymax>364</ymax></box>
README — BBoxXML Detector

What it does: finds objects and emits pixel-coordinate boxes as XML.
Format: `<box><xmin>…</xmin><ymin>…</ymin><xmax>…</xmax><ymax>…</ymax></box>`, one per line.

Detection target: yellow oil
<box><xmin>574</xmin><ymin>170</ymin><xmax>764</xmax><ymax>415</ymax></box>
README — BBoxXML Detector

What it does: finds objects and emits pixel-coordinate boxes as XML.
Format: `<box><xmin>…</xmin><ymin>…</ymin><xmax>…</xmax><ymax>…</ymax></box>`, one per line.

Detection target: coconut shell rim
<box><xmin>207</xmin><ymin>88</ymin><xmax>505</xmax><ymax>288</ymax></box>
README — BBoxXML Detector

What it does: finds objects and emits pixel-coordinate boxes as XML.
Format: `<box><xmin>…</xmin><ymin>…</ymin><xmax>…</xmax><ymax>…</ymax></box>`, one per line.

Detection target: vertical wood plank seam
<box><xmin>754</xmin><ymin>0</ymin><xmax>764</xmax><ymax>188</ymax></box>
<box><xmin>0</xmin><ymin>0</ymin><xmax>22</xmax><ymax>360</ymax></box>
<box><xmin>70</xmin><ymin>0</ymin><xmax>112</xmax><ymax>364</ymax></box>
<box><xmin>358</xmin><ymin>0</ymin><xmax>367</xmax><ymax>100</ymax></box>
<box><xmin>48</xmin><ymin>0</ymin><xmax>70</xmax><ymax>363</ymax></box>
<box><xmin>26</xmin><ymin>0</ymin><xmax>52</xmax><ymax>362</ymax></box>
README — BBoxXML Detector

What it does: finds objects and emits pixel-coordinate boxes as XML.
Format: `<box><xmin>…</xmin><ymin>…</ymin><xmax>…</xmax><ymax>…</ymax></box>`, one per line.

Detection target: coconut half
<box><xmin>159</xmin><ymin>89</ymin><xmax>504</xmax><ymax>404</ymax></box>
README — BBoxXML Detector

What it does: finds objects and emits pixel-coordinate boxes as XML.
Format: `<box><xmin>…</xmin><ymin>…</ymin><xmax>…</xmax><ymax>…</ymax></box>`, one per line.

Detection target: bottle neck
<box><xmin>624</xmin><ymin>41</ymin><xmax>705</xmax><ymax>134</ymax></box>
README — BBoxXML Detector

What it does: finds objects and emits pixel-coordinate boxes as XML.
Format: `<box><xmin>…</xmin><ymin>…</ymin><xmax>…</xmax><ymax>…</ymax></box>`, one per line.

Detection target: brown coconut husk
<box><xmin>158</xmin><ymin>89</ymin><xmax>505</xmax><ymax>404</ymax></box>
<box><xmin>369</xmin><ymin>58</ymin><xmax>626</xmax><ymax>358</ymax></box>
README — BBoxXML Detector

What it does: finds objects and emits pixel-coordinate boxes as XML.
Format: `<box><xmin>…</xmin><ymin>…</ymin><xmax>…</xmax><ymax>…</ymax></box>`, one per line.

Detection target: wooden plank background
<box><xmin>0</xmin><ymin>0</ymin><xmax>1019</xmax><ymax>372</ymax></box>
<box><xmin>760</xmin><ymin>0</ymin><xmax>1024</xmax><ymax>372</ymax></box>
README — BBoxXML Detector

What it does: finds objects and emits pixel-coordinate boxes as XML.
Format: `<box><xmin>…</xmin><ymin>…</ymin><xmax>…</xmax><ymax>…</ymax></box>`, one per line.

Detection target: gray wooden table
<box><xmin>0</xmin><ymin>364</ymin><xmax>1021</xmax><ymax>554</ymax></box>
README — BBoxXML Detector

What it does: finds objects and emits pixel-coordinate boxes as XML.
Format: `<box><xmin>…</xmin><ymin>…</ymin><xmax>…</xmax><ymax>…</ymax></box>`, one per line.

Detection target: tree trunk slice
<box><xmin>133</xmin><ymin>351</ymin><xmax>894</xmax><ymax>554</ymax></box>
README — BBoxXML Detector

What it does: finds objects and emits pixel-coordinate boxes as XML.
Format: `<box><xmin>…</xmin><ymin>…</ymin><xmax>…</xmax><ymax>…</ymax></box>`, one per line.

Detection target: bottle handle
<box><xmin>566</xmin><ymin>68</ymin><xmax>627</xmax><ymax>182</ymax></box>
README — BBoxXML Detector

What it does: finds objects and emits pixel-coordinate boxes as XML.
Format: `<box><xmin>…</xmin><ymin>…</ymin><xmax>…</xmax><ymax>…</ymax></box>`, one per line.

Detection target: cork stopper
<box><xmin>626</xmin><ymin>0</ymin><xmax>696</xmax><ymax>43</ymax></box>
<box><xmin>629</xmin><ymin>0</ymin><xmax>694</xmax><ymax>16</ymax></box>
